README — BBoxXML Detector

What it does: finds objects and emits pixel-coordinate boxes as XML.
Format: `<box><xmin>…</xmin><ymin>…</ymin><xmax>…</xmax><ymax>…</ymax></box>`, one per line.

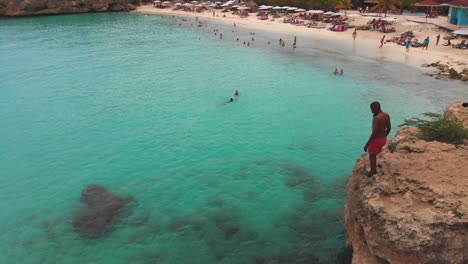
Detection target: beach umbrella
<box><xmin>402</xmin><ymin>21</ymin><xmax>420</xmax><ymax>31</ymax></box>
<box><xmin>309</xmin><ymin>10</ymin><xmax>324</xmax><ymax>14</ymax></box>
<box><xmin>215</xmin><ymin>1</ymin><xmax>222</xmax><ymax>3</ymax></box>
<box><xmin>175</xmin><ymin>2</ymin><xmax>182</xmax><ymax>5</ymax></box>
<box><xmin>332</xmin><ymin>12</ymin><xmax>344</xmax><ymax>16</ymax></box>
<box><xmin>237</xmin><ymin>6</ymin><xmax>250</xmax><ymax>10</ymax></box>
<box><xmin>324</xmin><ymin>11</ymin><xmax>335</xmax><ymax>15</ymax></box>
<box><xmin>201</xmin><ymin>2</ymin><xmax>209</xmax><ymax>5</ymax></box>
<box><xmin>347</xmin><ymin>14</ymin><xmax>361</xmax><ymax>17</ymax></box>
<box><xmin>296</xmin><ymin>8</ymin><xmax>306</xmax><ymax>12</ymax></box>
<box><xmin>191</xmin><ymin>1</ymin><xmax>198</xmax><ymax>3</ymax></box>
<box><xmin>287</xmin><ymin>7</ymin><xmax>298</xmax><ymax>11</ymax></box>
<box><xmin>163</xmin><ymin>1</ymin><xmax>170</xmax><ymax>3</ymax></box>
<box><xmin>453</xmin><ymin>29</ymin><xmax>468</xmax><ymax>35</ymax></box>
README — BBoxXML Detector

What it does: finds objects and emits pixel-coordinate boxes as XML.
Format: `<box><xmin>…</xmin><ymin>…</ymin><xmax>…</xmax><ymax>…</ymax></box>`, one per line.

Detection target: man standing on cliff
<box><xmin>364</xmin><ymin>102</ymin><xmax>391</xmax><ymax>177</ymax></box>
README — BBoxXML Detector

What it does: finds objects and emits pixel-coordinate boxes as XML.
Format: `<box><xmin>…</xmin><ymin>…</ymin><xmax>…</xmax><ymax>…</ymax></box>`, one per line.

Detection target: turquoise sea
<box><xmin>0</xmin><ymin>13</ymin><xmax>466</xmax><ymax>263</ymax></box>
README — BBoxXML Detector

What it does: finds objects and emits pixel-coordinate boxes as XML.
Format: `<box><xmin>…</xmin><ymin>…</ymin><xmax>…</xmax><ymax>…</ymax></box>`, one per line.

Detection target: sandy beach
<box><xmin>136</xmin><ymin>5</ymin><xmax>467</xmax><ymax>75</ymax></box>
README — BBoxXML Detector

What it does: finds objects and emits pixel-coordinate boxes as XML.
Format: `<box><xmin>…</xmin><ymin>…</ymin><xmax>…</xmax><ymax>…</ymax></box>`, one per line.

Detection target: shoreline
<box><xmin>135</xmin><ymin>5</ymin><xmax>467</xmax><ymax>78</ymax></box>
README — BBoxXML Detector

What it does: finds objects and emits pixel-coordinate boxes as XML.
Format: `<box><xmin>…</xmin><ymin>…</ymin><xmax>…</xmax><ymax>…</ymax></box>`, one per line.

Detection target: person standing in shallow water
<box><xmin>352</xmin><ymin>29</ymin><xmax>357</xmax><ymax>40</ymax></box>
<box><xmin>379</xmin><ymin>35</ymin><xmax>385</xmax><ymax>48</ymax></box>
<box><xmin>364</xmin><ymin>102</ymin><xmax>391</xmax><ymax>177</ymax></box>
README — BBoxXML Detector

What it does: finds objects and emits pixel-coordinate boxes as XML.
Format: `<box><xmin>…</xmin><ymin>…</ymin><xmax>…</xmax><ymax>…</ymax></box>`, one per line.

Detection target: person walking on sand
<box><xmin>379</xmin><ymin>35</ymin><xmax>385</xmax><ymax>48</ymax></box>
<box><xmin>423</xmin><ymin>36</ymin><xmax>430</xmax><ymax>50</ymax></box>
<box><xmin>364</xmin><ymin>102</ymin><xmax>391</xmax><ymax>177</ymax></box>
<box><xmin>436</xmin><ymin>34</ymin><xmax>440</xmax><ymax>46</ymax></box>
<box><xmin>352</xmin><ymin>29</ymin><xmax>357</xmax><ymax>40</ymax></box>
<box><xmin>405</xmin><ymin>39</ymin><xmax>411</xmax><ymax>52</ymax></box>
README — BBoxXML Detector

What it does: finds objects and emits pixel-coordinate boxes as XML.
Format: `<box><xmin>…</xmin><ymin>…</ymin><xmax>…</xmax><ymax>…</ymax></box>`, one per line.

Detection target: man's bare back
<box><xmin>373</xmin><ymin>112</ymin><xmax>391</xmax><ymax>138</ymax></box>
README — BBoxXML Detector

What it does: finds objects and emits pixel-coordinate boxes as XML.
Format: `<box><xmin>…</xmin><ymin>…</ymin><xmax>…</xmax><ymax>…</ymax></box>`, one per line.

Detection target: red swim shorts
<box><xmin>368</xmin><ymin>138</ymin><xmax>386</xmax><ymax>155</ymax></box>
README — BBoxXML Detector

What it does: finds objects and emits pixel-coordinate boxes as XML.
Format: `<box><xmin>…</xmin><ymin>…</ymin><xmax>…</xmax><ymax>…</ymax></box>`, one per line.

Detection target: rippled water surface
<box><xmin>0</xmin><ymin>13</ymin><xmax>466</xmax><ymax>263</ymax></box>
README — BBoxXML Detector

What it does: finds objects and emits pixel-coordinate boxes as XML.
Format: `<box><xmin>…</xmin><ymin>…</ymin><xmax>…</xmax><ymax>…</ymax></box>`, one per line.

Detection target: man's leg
<box><xmin>369</xmin><ymin>154</ymin><xmax>377</xmax><ymax>175</ymax></box>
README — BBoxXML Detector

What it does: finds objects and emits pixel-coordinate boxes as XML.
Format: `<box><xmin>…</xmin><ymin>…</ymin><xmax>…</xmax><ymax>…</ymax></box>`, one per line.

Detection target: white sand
<box><xmin>136</xmin><ymin>5</ymin><xmax>467</xmax><ymax>73</ymax></box>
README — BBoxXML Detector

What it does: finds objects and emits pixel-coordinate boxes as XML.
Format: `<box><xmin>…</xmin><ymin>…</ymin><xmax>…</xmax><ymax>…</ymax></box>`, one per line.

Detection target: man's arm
<box><xmin>364</xmin><ymin>118</ymin><xmax>377</xmax><ymax>152</ymax></box>
<box><xmin>386</xmin><ymin>115</ymin><xmax>391</xmax><ymax>136</ymax></box>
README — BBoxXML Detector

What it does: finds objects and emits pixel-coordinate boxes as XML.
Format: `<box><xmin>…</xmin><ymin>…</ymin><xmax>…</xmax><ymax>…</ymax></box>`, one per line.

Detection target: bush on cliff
<box><xmin>400</xmin><ymin>112</ymin><xmax>468</xmax><ymax>145</ymax></box>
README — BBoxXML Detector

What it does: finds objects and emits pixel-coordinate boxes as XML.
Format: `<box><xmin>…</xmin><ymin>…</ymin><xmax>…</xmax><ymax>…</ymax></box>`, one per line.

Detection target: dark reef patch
<box><xmin>72</xmin><ymin>184</ymin><xmax>133</xmax><ymax>238</ymax></box>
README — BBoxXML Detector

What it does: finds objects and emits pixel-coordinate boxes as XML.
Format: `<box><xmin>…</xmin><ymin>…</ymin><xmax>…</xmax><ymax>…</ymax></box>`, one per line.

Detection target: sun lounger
<box><xmin>452</xmin><ymin>40</ymin><xmax>467</xmax><ymax>49</ymax></box>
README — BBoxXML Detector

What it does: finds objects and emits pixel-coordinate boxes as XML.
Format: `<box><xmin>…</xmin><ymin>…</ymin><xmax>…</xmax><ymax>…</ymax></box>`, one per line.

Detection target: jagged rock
<box><xmin>446</xmin><ymin>101</ymin><xmax>468</xmax><ymax>129</ymax></box>
<box><xmin>0</xmin><ymin>0</ymin><xmax>136</xmax><ymax>17</ymax></box>
<box><xmin>448</xmin><ymin>68</ymin><xmax>463</xmax><ymax>80</ymax></box>
<box><xmin>344</xmin><ymin>102</ymin><xmax>468</xmax><ymax>264</ymax></box>
<box><xmin>73</xmin><ymin>184</ymin><xmax>133</xmax><ymax>238</ymax></box>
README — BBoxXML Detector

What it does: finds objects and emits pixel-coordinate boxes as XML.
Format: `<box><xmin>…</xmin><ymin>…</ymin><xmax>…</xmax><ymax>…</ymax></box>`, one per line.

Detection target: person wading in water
<box><xmin>364</xmin><ymin>102</ymin><xmax>391</xmax><ymax>177</ymax></box>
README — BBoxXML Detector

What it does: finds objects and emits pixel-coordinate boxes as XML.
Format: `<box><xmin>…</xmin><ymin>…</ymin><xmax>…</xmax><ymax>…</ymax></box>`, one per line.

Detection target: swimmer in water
<box><xmin>333</xmin><ymin>68</ymin><xmax>339</xmax><ymax>75</ymax></box>
<box><xmin>247</xmin><ymin>42</ymin><xmax>250</xmax><ymax>46</ymax></box>
<box><xmin>234</xmin><ymin>90</ymin><xmax>239</xmax><ymax>96</ymax></box>
<box><xmin>224</xmin><ymin>98</ymin><xmax>235</xmax><ymax>105</ymax></box>
<box><xmin>340</xmin><ymin>69</ymin><xmax>344</xmax><ymax>75</ymax></box>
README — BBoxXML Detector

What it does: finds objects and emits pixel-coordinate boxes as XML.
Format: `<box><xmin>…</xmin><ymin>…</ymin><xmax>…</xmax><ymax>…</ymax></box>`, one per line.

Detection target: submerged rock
<box><xmin>72</xmin><ymin>184</ymin><xmax>132</xmax><ymax>238</ymax></box>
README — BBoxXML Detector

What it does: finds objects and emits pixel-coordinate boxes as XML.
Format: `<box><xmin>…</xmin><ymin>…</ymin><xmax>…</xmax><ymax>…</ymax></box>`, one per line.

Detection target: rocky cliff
<box><xmin>344</xmin><ymin>102</ymin><xmax>468</xmax><ymax>264</ymax></box>
<box><xmin>0</xmin><ymin>0</ymin><xmax>137</xmax><ymax>17</ymax></box>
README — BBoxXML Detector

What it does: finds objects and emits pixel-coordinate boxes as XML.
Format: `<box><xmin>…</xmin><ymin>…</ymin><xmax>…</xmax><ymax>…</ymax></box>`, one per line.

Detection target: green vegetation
<box><xmin>450</xmin><ymin>205</ymin><xmax>465</xmax><ymax>219</ymax></box>
<box><xmin>399</xmin><ymin>112</ymin><xmax>468</xmax><ymax>145</ymax></box>
<box><xmin>387</xmin><ymin>141</ymin><xmax>400</xmax><ymax>153</ymax></box>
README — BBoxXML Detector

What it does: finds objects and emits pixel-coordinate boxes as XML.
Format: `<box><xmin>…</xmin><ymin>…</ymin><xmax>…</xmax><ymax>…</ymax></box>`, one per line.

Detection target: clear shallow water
<box><xmin>0</xmin><ymin>13</ymin><xmax>466</xmax><ymax>263</ymax></box>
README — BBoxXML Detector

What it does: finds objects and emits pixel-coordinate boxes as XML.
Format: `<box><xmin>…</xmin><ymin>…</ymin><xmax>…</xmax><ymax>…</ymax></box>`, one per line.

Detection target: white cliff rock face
<box><xmin>0</xmin><ymin>0</ymin><xmax>136</xmax><ymax>17</ymax></box>
<box><xmin>344</xmin><ymin>102</ymin><xmax>468</xmax><ymax>264</ymax></box>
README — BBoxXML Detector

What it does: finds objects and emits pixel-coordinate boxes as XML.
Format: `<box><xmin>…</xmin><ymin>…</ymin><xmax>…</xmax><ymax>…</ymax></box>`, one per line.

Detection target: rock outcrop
<box><xmin>0</xmin><ymin>0</ymin><xmax>136</xmax><ymax>17</ymax></box>
<box><xmin>422</xmin><ymin>62</ymin><xmax>468</xmax><ymax>82</ymax></box>
<box><xmin>73</xmin><ymin>184</ymin><xmax>133</xmax><ymax>238</ymax></box>
<box><xmin>344</xmin><ymin>102</ymin><xmax>468</xmax><ymax>264</ymax></box>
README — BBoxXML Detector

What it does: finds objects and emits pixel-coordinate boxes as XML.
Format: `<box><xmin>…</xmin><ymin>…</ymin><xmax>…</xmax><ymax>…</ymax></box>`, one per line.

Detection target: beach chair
<box><xmin>453</xmin><ymin>40</ymin><xmax>466</xmax><ymax>49</ymax></box>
